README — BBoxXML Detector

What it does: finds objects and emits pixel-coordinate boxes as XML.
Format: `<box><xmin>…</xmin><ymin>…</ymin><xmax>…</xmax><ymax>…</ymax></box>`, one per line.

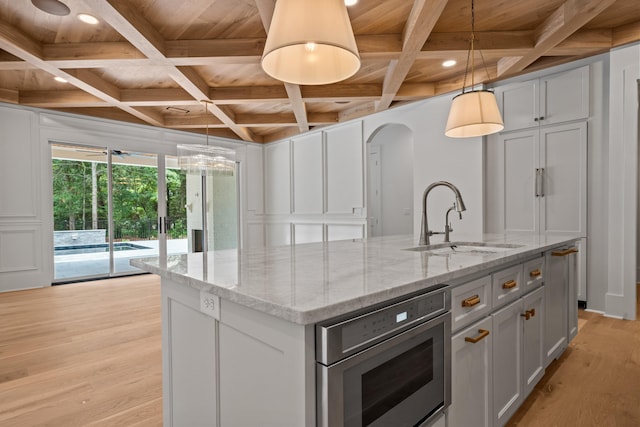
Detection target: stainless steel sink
<box><xmin>404</xmin><ymin>241</ymin><xmax>523</xmax><ymax>255</ymax></box>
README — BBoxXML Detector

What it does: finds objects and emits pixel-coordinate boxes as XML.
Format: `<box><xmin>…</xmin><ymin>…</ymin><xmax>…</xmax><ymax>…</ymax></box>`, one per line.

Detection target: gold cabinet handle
<box><xmin>520</xmin><ymin>309</ymin><xmax>536</xmax><ymax>320</ymax></box>
<box><xmin>552</xmin><ymin>247</ymin><xmax>579</xmax><ymax>256</ymax></box>
<box><xmin>529</xmin><ymin>269</ymin><xmax>541</xmax><ymax>278</ymax></box>
<box><xmin>461</xmin><ymin>295</ymin><xmax>481</xmax><ymax>308</ymax></box>
<box><xmin>502</xmin><ymin>279</ymin><xmax>517</xmax><ymax>289</ymax></box>
<box><xmin>465</xmin><ymin>329</ymin><xmax>490</xmax><ymax>343</ymax></box>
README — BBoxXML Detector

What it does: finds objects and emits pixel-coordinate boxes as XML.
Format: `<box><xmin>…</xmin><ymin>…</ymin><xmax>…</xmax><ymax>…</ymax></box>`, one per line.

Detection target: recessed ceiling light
<box><xmin>54</xmin><ymin>76</ymin><xmax>68</xmax><ymax>83</ymax></box>
<box><xmin>77</xmin><ymin>13</ymin><xmax>99</xmax><ymax>25</ymax></box>
<box><xmin>31</xmin><ymin>0</ymin><xmax>70</xmax><ymax>16</ymax></box>
<box><xmin>442</xmin><ymin>60</ymin><xmax>457</xmax><ymax>68</ymax></box>
<box><xmin>345</xmin><ymin>0</ymin><xmax>358</xmax><ymax>5</ymax></box>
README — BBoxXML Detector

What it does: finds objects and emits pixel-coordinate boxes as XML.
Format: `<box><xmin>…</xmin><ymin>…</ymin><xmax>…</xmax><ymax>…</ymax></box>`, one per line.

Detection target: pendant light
<box><xmin>177</xmin><ymin>101</ymin><xmax>235</xmax><ymax>254</ymax></box>
<box><xmin>261</xmin><ymin>0</ymin><xmax>360</xmax><ymax>85</ymax></box>
<box><xmin>445</xmin><ymin>0</ymin><xmax>504</xmax><ymax>138</ymax></box>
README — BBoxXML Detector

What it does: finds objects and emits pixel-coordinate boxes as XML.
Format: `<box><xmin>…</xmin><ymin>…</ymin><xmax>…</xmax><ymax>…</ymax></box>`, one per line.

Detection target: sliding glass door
<box><xmin>51</xmin><ymin>144</ymin><xmax>187</xmax><ymax>282</ymax></box>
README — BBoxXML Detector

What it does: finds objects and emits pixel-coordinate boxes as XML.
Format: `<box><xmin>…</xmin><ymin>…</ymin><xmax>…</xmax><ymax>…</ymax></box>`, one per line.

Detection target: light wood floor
<box><xmin>0</xmin><ymin>275</ymin><xmax>162</xmax><ymax>426</ymax></box>
<box><xmin>1</xmin><ymin>277</ymin><xmax>639</xmax><ymax>426</ymax></box>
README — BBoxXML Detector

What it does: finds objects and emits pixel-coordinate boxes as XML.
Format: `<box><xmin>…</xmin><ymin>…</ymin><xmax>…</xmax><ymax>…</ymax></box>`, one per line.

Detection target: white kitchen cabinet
<box><xmin>264</xmin><ymin>141</ymin><xmax>291</xmax><ymax>215</ymax></box>
<box><xmin>292</xmin><ymin>132</ymin><xmax>323</xmax><ymax>214</ymax></box>
<box><xmin>497</xmin><ymin>65</ymin><xmax>589</xmax><ymax>132</ymax></box>
<box><xmin>544</xmin><ymin>248</ymin><xmax>571</xmax><ymax>366</ymax></box>
<box><xmin>521</xmin><ymin>286</ymin><xmax>545</xmax><ymax>399</ymax></box>
<box><xmin>245</xmin><ymin>144</ymin><xmax>264</xmax><ymax>214</ymax></box>
<box><xmin>485</xmin><ymin>121</ymin><xmax>587</xmax><ymax>237</ymax></box>
<box><xmin>449</xmin><ymin>316</ymin><xmax>493</xmax><ymax>427</ymax></box>
<box><xmin>492</xmin><ymin>298</ymin><xmax>523</xmax><ymax>427</ymax></box>
<box><xmin>545</xmin><ymin>245</ymin><xmax>580</xmax><ymax>357</ymax></box>
<box><xmin>451</xmin><ymin>274</ymin><xmax>492</xmax><ymax>333</ymax></box>
<box><xmin>492</xmin><ymin>264</ymin><xmax>523</xmax><ymax>309</ymax></box>
<box><xmin>492</xmin><ymin>285</ymin><xmax>545</xmax><ymax>427</ymax></box>
<box><xmin>567</xmin><ymin>244</ymin><xmax>579</xmax><ymax>341</ymax></box>
<box><xmin>324</xmin><ymin>122</ymin><xmax>364</xmax><ymax>215</ymax></box>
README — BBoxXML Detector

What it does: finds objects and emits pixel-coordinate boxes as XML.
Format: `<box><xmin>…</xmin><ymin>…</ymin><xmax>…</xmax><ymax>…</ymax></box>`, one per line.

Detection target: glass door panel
<box><xmin>110</xmin><ymin>150</ymin><xmax>159</xmax><ymax>275</ymax></box>
<box><xmin>165</xmin><ymin>154</ymin><xmax>188</xmax><ymax>256</ymax></box>
<box><xmin>52</xmin><ymin>144</ymin><xmax>110</xmax><ymax>281</ymax></box>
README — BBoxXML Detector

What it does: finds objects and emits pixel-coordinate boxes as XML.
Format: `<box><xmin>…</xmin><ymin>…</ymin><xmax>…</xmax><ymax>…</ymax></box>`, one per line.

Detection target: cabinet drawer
<box><xmin>492</xmin><ymin>264</ymin><xmax>523</xmax><ymax>308</ymax></box>
<box><xmin>523</xmin><ymin>256</ymin><xmax>544</xmax><ymax>291</ymax></box>
<box><xmin>451</xmin><ymin>275</ymin><xmax>492</xmax><ymax>332</ymax></box>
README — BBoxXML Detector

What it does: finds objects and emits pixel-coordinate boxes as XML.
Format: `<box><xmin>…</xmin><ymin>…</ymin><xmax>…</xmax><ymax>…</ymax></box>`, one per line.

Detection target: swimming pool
<box><xmin>54</xmin><ymin>242</ymin><xmax>152</xmax><ymax>256</ymax></box>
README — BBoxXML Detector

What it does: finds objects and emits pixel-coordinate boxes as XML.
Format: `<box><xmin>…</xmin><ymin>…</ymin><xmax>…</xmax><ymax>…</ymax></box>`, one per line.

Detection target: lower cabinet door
<box><xmin>449</xmin><ymin>316</ymin><xmax>493</xmax><ymax>427</ymax></box>
<box><xmin>492</xmin><ymin>299</ymin><xmax>523</xmax><ymax>427</ymax></box>
<box><xmin>522</xmin><ymin>286</ymin><xmax>545</xmax><ymax>398</ymax></box>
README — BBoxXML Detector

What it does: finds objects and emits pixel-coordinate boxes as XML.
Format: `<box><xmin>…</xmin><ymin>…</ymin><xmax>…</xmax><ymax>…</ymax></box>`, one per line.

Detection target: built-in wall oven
<box><xmin>316</xmin><ymin>285</ymin><xmax>451</xmax><ymax>427</ymax></box>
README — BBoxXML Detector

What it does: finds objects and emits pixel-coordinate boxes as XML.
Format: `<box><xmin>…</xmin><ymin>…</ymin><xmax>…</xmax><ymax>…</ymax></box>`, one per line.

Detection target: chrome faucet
<box><xmin>419</xmin><ymin>181</ymin><xmax>466</xmax><ymax>246</ymax></box>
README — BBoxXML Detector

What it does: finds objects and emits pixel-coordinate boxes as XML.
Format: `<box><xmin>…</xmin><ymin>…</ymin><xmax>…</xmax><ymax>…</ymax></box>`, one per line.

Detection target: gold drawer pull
<box><xmin>502</xmin><ymin>280</ymin><xmax>517</xmax><ymax>289</ymax></box>
<box><xmin>465</xmin><ymin>329</ymin><xmax>490</xmax><ymax>343</ymax></box>
<box><xmin>521</xmin><ymin>309</ymin><xmax>536</xmax><ymax>320</ymax></box>
<box><xmin>529</xmin><ymin>269</ymin><xmax>541</xmax><ymax>278</ymax></box>
<box><xmin>552</xmin><ymin>247</ymin><xmax>579</xmax><ymax>257</ymax></box>
<box><xmin>461</xmin><ymin>295</ymin><xmax>481</xmax><ymax>308</ymax></box>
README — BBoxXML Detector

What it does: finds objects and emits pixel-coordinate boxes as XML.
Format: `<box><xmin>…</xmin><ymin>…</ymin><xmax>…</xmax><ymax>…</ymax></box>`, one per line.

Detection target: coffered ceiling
<box><xmin>0</xmin><ymin>0</ymin><xmax>638</xmax><ymax>142</ymax></box>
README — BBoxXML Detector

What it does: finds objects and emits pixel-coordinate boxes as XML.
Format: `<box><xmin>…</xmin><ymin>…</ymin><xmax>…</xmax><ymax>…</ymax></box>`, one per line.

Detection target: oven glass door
<box><xmin>321</xmin><ymin>313</ymin><xmax>450</xmax><ymax>427</ymax></box>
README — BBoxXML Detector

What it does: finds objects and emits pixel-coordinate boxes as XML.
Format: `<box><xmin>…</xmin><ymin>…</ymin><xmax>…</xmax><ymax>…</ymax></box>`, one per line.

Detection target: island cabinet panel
<box><xmin>449</xmin><ymin>316</ymin><xmax>493</xmax><ymax>427</ymax></box>
<box><xmin>161</xmin><ymin>278</ymin><xmax>315</xmax><ymax>427</ymax></box>
<box><xmin>162</xmin><ymin>280</ymin><xmax>218</xmax><ymax>427</ymax></box>
<box><xmin>324</xmin><ymin>122</ymin><xmax>364</xmax><ymax>215</ymax></box>
<box><xmin>292</xmin><ymin>132</ymin><xmax>323</xmax><ymax>214</ymax></box>
<box><xmin>219</xmin><ymin>299</ymin><xmax>315</xmax><ymax>427</ymax></box>
<box><xmin>491</xmin><ymin>299</ymin><xmax>523</xmax><ymax>427</ymax></box>
<box><xmin>522</xmin><ymin>286</ymin><xmax>545</xmax><ymax>399</ymax></box>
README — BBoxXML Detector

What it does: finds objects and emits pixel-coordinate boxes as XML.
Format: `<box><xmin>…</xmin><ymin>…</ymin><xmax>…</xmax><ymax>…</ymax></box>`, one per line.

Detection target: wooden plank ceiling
<box><xmin>0</xmin><ymin>0</ymin><xmax>638</xmax><ymax>143</ymax></box>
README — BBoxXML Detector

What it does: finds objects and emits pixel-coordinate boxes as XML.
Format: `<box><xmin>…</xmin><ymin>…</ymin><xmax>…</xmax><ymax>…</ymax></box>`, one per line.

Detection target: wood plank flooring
<box><xmin>0</xmin><ymin>276</ymin><xmax>639</xmax><ymax>426</ymax></box>
<box><xmin>507</xmin><ymin>286</ymin><xmax>640</xmax><ymax>426</ymax></box>
<box><xmin>0</xmin><ymin>275</ymin><xmax>162</xmax><ymax>426</ymax></box>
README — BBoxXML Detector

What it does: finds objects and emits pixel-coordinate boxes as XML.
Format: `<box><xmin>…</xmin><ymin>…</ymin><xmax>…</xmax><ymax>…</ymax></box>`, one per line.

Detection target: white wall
<box><xmin>362</xmin><ymin>94</ymin><xmax>485</xmax><ymax>238</ymax></box>
<box><xmin>0</xmin><ymin>104</ymin><xmax>261</xmax><ymax>291</ymax></box>
<box><xmin>606</xmin><ymin>43</ymin><xmax>639</xmax><ymax>320</ymax></box>
<box><xmin>367</xmin><ymin>124</ymin><xmax>414</xmax><ymax>237</ymax></box>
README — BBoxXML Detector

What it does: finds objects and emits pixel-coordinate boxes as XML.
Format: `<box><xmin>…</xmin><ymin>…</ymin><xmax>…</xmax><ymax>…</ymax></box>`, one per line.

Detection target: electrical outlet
<box><xmin>199</xmin><ymin>291</ymin><xmax>220</xmax><ymax>320</ymax></box>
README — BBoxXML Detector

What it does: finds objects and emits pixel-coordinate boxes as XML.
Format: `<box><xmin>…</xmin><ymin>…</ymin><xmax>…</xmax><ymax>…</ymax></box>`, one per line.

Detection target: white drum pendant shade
<box><xmin>445</xmin><ymin>90</ymin><xmax>504</xmax><ymax>138</ymax></box>
<box><xmin>261</xmin><ymin>0</ymin><xmax>360</xmax><ymax>85</ymax></box>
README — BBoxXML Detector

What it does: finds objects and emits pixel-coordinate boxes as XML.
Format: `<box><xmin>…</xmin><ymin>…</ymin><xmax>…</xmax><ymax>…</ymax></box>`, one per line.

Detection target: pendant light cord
<box><xmin>461</xmin><ymin>0</ymin><xmax>492</xmax><ymax>94</ymax></box>
<box><xmin>202</xmin><ymin>100</ymin><xmax>211</xmax><ymax>146</ymax></box>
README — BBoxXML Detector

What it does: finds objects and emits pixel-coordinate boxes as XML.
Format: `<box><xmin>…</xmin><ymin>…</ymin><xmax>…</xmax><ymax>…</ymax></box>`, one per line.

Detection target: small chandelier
<box><xmin>445</xmin><ymin>0</ymin><xmax>504</xmax><ymax>138</ymax></box>
<box><xmin>177</xmin><ymin>101</ymin><xmax>235</xmax><ymax>176</ymax></box>
<box><xmin>261</xmin><ymin>0</ymin><xmax>360</xmax><ymax>85</ymax></box>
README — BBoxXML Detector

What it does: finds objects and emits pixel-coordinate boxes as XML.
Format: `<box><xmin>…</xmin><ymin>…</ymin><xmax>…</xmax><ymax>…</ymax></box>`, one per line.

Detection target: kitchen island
<box><xmin>132</xmin><ymin>233</ymin><xmax>579</xmax><ymax>427</ymax></box>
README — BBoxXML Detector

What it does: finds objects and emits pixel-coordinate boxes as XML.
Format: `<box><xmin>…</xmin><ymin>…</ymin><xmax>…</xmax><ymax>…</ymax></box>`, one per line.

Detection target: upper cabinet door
<box><xmin>494</xmin><ymin>129</ymin><xmax>540</xmax><ymax>234</ymax></box>
<box><xmin>538</xmin><ymin>122</ymin><xmax>587</xmax><ymax>237</ymax></box>
<box><xmin>324</xmin><ymin>122</ymin><xmax>364</xmax><ymax>215</ymax></box>
<box><xmin>496</xmin><ymin>65</ymin><xmax>590</xmax><ymax>133</ymax></box>
<box><xmin>539</xmin><ymin>66</ymin><xmax>590</xmax><ymax>126</ymax></box>
<box><xmin>497</xmin><ymin>80</ymin><xmax>539</xmax><ymax>132</ymax></box>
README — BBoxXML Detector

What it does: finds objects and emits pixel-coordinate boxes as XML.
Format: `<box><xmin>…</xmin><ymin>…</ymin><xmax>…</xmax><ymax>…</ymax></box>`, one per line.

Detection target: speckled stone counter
<box><xmin>131</xmin><ymin>233</ymin><xmax>578</xmax><ymax>325</ymax></box>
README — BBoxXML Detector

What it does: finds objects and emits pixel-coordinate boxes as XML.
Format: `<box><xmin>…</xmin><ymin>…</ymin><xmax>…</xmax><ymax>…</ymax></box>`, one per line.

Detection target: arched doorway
<box><xmin>366</xmin><ymin>124</ymin><xmax>414</xmax><ymax>237</ymax></box>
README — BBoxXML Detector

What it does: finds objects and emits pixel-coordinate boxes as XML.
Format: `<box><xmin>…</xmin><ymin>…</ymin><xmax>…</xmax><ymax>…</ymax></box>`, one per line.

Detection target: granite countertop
<box><xmin>131</xmin><ymin>233</ymin><xmax>579</xmax><ymax>325</ymax></box>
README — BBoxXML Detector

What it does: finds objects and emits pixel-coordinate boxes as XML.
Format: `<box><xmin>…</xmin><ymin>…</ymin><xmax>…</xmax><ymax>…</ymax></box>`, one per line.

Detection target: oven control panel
<box><xmin>316</xmin><ymin>285</ymin><xmax>450</xmax><ymax>365</ymax></box>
